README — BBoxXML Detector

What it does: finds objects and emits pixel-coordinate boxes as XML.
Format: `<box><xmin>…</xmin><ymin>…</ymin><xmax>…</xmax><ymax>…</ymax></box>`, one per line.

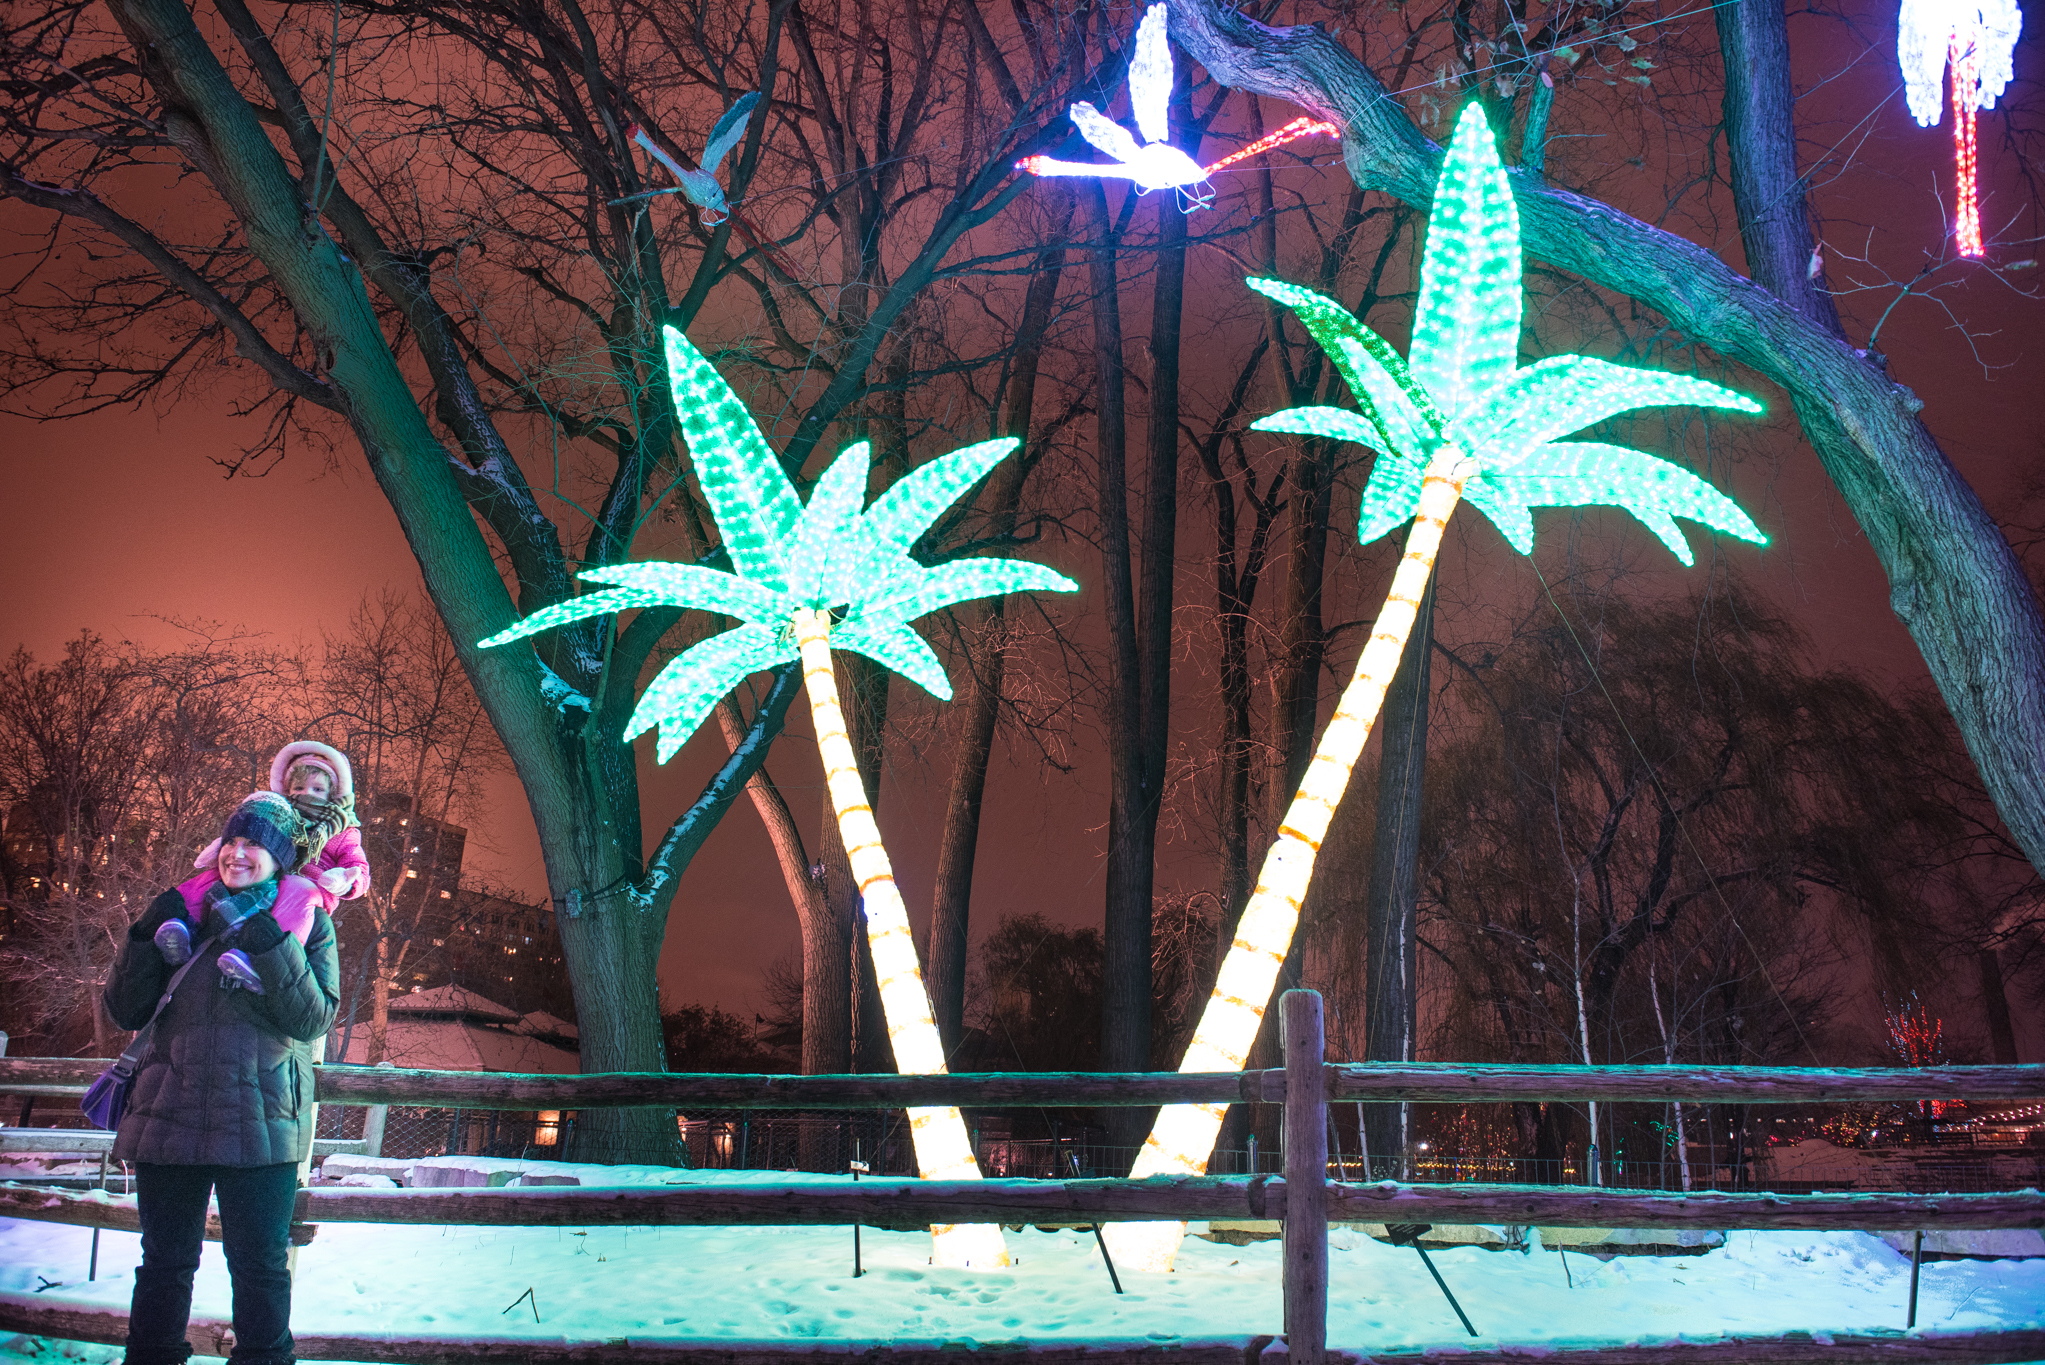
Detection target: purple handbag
<box><xmin>81</xmin><ymin>938</ymin><xmax>214</xmax><ymax>1131</ymax></box>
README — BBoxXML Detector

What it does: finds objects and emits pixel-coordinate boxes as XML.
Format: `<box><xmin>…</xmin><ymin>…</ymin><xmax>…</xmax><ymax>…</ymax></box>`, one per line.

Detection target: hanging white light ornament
<box><xmin>479</xmin><ymin>328</ymin><xmax>1079</xmax><ymax>1270</ymax></box>
<box><xmin>1013</xmin><ymin>4</ymin><xmax>1337</xmax><ymax>206</ymax></box>
<box><xmin>1897</xmin><ymin>0</ymin><xmax>2020</xmax><ymax>255</ymax></box>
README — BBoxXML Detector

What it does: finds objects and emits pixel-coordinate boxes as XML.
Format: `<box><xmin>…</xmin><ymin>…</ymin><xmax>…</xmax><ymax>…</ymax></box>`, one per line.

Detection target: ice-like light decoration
<box><xmin>1104</xmin><ymin>102</ymin><xmax>1765</xmax><ymax>1275</ymax></box>
<box><xmin>1013</xmin><ymin>4</ymin><xmax>1217</xmax><ymax>207</ymax></box>
<box><xmin>479</xmin><ymin>326</ymin><xmax>1078</xmax><ymax>1269</ymax></box>
<box><xmin>624</xmin><ymin>92</ymin><xmax>761</xmax><ymax>224</ymax></box>
<box><xmin>1897</xmin><ymin>0</ymin><xmax>2020</xmax><ymax>256</ymax></box>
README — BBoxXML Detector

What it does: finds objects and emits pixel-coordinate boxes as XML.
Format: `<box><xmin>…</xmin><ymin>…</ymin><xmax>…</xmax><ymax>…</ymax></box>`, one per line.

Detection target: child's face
<box><xmin>289</xmin><ymin>767</ymin><xmax>332</xmax><ymax>803</ymax></box>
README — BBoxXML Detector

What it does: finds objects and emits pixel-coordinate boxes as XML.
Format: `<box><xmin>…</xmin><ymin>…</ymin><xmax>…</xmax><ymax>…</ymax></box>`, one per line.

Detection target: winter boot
<box><xmin>216</xmin><ymin>948</ymin><xmax>265</xmax><ymax>994</ymax></box>
<box><xmin>154</xmin><ymin>918</ymin><xmax>194</xmax><ymax>966</ymax></box>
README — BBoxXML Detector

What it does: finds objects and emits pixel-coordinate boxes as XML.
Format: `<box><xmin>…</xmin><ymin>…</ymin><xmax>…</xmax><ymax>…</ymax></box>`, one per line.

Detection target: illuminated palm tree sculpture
<box><xmin>480</xmin><ymin>325</ymin><xmax>1078</xmax><ymax>1269</ymax></box>
<box><xmin>1104</xmin><ymin>103</ymin><xmax>1767</xmax><ymax>1273</ymax></box>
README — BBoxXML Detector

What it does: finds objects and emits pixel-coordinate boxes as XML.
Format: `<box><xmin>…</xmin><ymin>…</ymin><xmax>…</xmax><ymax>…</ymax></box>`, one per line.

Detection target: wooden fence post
<box><xmin>361</xmin><ymin>1061</ymin><xmax>395</xmax><ymax>1158</ymax></box>
<box><xmin>1282</xmin><ymin>989</ymin><xmax>1327</xmax><ymax>1365</ymax></box>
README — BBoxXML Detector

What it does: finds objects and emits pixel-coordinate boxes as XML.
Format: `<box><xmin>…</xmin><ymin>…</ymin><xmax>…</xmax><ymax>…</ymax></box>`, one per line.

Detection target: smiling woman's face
<box><xmin>218</xmin><ymin>836</ymin><xmax>279</xmax><ymax>890</ymax></box>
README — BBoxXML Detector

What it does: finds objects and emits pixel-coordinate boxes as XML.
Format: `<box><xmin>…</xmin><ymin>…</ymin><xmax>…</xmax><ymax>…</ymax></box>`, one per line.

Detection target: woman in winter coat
<box><xmin>102</xmin><ymin>791</ymin><xmax>340</xmax><ymax>1365</ymax></box>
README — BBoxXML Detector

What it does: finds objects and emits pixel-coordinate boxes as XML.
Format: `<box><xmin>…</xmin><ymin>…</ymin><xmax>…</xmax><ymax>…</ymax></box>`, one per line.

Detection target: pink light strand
<box><xmin>1952</xmin><ymin>38</ymin><xmax>1984</xmax><ymax>257</ymax></box>
<box><xmin>1202</xmin><ymin>117</ymin><xmax>1341</xmax><ymax>175</ymax></box>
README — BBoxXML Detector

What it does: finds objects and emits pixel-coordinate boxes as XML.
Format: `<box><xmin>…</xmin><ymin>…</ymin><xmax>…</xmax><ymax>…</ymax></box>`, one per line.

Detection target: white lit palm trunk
<box><xmin>794</xmin><ymin>608</ymin><xmax>1010</xmax><ymax>1269</ymax></box>
<box><xmin>1103</xmin><ymin>454</ymin><xmax>1465</xmax><ymax>1273</ymax></box>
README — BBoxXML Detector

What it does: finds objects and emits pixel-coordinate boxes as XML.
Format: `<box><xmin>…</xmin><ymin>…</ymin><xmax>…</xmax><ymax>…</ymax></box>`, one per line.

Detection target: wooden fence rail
<box><xmin>6</xmin><ymin>994</ymin><xmax>2045</xmax><ymax>1365</ymax></box>
<box><xmin>7</xmin><ymin>1176</ymin><xmax>2043</xmax><ymax>1236</ymax></box>
<box><xmin>0</xmin><ymin>1127</ymin><xmax>365</xmax><ymax>1157</ymax></box>
<box><xmin>7</xmin><ymin>1058</ymin><xmax>2045</xmax><ymax>1109</ymax></box>
<box><xmin>4</xmin><ymin>1295</ymin><xmax>2043</xmax><ymax>1365</ymax></box>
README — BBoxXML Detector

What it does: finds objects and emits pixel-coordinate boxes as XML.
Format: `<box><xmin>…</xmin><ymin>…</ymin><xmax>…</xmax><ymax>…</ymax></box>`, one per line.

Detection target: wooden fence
<box><xmin>3</xmin><ymin>991</ymin><xmax>2044</xmax><ymax>1365</ymax></box>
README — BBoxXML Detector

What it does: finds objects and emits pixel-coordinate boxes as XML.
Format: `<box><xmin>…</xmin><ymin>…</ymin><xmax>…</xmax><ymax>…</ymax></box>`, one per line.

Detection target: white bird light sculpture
<box><xmin>1016</xmin><ymin>5</ymin><xmax>1215</xmax><ymax>207</ymax></box>
<box><xmin>624</xmin><ymin>92</ymin><xmax>761</xmax><ymax>225</ymax></box>
<box><xmin>1896</xmin><ymin>0</ymin><xmax>2020</xmax><ymax>255</ymax></box>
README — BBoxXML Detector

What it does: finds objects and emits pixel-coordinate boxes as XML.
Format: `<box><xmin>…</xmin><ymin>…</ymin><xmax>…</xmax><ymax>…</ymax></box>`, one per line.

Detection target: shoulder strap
<box><xmin>113</xmin><ymin>933</ymin><xmax>221</xmax><ymax>1075</ymax></box>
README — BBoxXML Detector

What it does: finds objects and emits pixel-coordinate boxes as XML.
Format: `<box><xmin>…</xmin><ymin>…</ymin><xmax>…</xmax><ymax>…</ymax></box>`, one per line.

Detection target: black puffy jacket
<box><xmin>103</xmin><ymin>885</ymin><xmax>340</xmax><ymax>1167</ymax></box>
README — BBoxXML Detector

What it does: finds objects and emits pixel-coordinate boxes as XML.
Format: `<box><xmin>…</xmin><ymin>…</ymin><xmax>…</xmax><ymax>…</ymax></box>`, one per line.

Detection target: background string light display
<box><xmin>1896</xmin><ymin>0</ymin><xmax>2021</xmax><ymax>256</ymax></box>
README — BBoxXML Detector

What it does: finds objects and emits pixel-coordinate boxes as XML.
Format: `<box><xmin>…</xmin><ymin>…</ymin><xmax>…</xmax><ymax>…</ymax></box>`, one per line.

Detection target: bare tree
<box><xmin>313</xmin><ymin>590</ymin><xmax>506</xmax><ymax>1065</ymax></box>
<box><xmin>0</xmin><ymin>628</ymin><xmax>287</xmax><ymax>1053</ymax></box>
<box><xmin>0</xmin><ymin>0</ymin><xmax>1132</xmax><ymax>1151</ymax></box>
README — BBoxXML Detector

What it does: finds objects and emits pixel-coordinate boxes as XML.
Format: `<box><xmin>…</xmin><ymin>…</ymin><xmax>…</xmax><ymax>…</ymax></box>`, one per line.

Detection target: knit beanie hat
<box><xmin>220</xmin><ymin>791</ymin><xmax>307</xmax><ymax>875</ymax></box>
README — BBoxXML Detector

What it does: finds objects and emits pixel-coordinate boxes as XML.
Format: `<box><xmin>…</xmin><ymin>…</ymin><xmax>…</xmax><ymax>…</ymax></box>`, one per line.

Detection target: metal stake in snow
<box><xmin>87</xmin><ymin>1149</ymin><xmax>108</xmax><ymax>1281</ymax></box>
<box><xmin>1070</xmin><ymin>1153</ymin><xmax>1125</xmax><ymax>1294</ymax></box>
<box><xmin>1907</xmin><ymin>1229</ymin><xmax>1925</xmax><ymax>1327</ymax></box>
<box><xmin>1384</xmin><ymin>1224</ymin><xmax>1479</xmax><ymax>1338</ymax></box>
<box><xmin>851</xmin><ymin>1146</ymin><xmax>868</xmax><ymax>1279</ymax></box>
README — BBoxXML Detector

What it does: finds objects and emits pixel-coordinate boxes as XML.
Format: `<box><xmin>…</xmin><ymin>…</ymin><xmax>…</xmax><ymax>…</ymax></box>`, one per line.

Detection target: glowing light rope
<box><xmin>1104</xmin><ymin>103</ymin><xmax>1763</xmax><ymax>1275</ymax></box>
<box><xmin>1951</xmin><ymin>40</ymin><xmax>1984</xmax><ymax>257</ymax></box>
<box><xmin>1199</xmin><ymin>117</ymin><xmax>1342</xmax><ymax>176</ymax></box>
<box><xmin>478</xmin><ymin>326</ymin><xmax>1078</xmax><ymax>1270</ymax></box>
<box><xmin>795</xmin><ymin>608</ymin><xmax>1010</xmax><ymax>1267</ymax></box>
<box><xmin>1897</xmin><ymin>0</ymin><xmax>2019</xmax><ymax>257</ymax></box>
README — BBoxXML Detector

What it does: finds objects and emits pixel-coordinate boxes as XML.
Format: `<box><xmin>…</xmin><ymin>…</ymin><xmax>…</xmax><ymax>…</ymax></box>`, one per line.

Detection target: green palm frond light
<box><xmin>478</xmin><ymin>326</ymin><xmax>1077</xmax><ymax>763</ymax></box>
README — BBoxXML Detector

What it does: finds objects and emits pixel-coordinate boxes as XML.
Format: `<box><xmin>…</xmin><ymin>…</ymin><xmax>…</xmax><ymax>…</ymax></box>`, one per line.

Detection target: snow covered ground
<box><xmin>5</xmin><ymin>1159</ymin><xmax>2043</xmax><ymax>1361</ymax></box>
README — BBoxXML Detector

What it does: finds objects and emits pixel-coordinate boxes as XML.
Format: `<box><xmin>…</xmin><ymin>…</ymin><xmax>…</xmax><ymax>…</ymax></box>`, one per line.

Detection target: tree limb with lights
<box><xmin>1154</xmin><ymin>0</ymin><xmax>2045</xmax><ymax>937</ymax></box>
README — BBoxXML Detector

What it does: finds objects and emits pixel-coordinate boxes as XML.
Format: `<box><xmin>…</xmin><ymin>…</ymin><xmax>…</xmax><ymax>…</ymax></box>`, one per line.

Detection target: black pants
<box><xmin>125</xmin><ymin>1161</ymin><xmax>300</xmax><ymax>1365</ymax></box>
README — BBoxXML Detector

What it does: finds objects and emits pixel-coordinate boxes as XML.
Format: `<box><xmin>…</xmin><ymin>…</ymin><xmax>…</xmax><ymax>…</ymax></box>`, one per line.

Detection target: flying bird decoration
<box><xmin>622</xmin><ymin>91</ymin><xmax>761</xmax><ymax>225</ymax></box>
<box><xmin>1896</xmin><ymin>0</ymin><xmax>2020</xmax><ymax>255</ymax></box>
<box><xmin>1015</xmin><ymin>5</ymin><xmax>1336</xmax><ymax>208</ymax></box>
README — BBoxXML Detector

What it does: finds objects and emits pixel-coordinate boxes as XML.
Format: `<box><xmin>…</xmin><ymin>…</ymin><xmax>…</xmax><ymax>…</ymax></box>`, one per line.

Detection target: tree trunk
<box><xmin>1087</xmin><ymin>184</ymin><xmax>1149</xmax><ymax>1155</ymax></box>
<box><xmin>1714</xmin><ymin>0</ymin><xmax>1844</xmax><ymax>334</ymax></box>
<box><xmin>368</xmin><ymin>931</ymin><xmax>391</xmax><ymax>1067</ymax></box>
<box><xmin>927</xmin><ymin>233</ymin><xmax>1068</xmax><ymax>1056</ymax></box>
<box><xmin>713</xmin><ymin>700</ymin><xmax>852</xmax><ymax>1077</ymax></box>
<box><xmin>1108</xmin><ymin>463</ymin><xmax>1462</xmax><ymax>1274</ymax></box>
<box><xmin>100</xmin><ymin>0</ymin><xmax>681</xmax><ymax>1164</ymax></box>
<box><xmin>1271</xmin><ymin>442</ymin><xmax>1334</xmax><ymax>814</ymax></box>
<box><xmin>1361</xmin><ymin>574</ymin><xmax>1433</xmax><ymax>1171</ymax></box>
<box><xmin>1165</xmin><ymin>0</ymin><xmax>2045</xmax><ymax>885</ymax></box>
<box><xmin>1978</xmin><ymin>949</ymin><xmax>2019</xmax><ymax>1064</ymax></box>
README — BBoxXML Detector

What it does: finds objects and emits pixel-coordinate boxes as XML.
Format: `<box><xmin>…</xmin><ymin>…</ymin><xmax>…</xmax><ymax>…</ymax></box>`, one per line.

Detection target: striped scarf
<box><xmin>201</xmin><ymin>876</ymin><xmax>279</xmax><ymax>937</ymax></box>
<box><xmin>291</xmin><ymin>790</ymin><xmax>359</xmax><ymax>866</ymax></box>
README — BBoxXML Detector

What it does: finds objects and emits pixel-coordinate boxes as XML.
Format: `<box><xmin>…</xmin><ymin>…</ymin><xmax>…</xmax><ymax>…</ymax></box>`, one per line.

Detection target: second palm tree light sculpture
<box><xmin>1104</xmin><ymin>103</ymin><xmax>1768</xmax><ymax>1274</ymax></box>
<box><xmin>480</xmin><ymin>326</ymin><xmax>1078</xmax><ymax>1269</ymax></box>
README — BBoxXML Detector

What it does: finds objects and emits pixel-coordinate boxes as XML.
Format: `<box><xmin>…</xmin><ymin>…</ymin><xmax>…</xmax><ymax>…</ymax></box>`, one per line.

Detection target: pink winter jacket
<box><xmin>304</xmin><ymin>825</ymin><xmax>372</xmax><ymax>910</ymax></box>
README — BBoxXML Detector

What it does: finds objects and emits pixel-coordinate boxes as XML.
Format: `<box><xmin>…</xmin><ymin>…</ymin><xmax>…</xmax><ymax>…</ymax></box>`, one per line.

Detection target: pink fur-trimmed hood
<box><xmin>271</xmin><ymin>740</ymin><xmax>354</xmax><ymax>802</ymax></box>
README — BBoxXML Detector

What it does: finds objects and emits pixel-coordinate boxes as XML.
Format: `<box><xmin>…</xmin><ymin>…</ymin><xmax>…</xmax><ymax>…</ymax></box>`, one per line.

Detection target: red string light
<box><xmin>1887</xmin><ymin>996</ymin><xmax>1953</xmax><ymax>1118</ymax></box>
<box><xmin>1202</xmin><ymin>117</ymin><xmax>1341</xmax><ymax>176</ymax></box>
<box><xmin>1950</xmin><ymin>38</ymin><xmax>1984</xmax><ymax>257</ymax></box>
